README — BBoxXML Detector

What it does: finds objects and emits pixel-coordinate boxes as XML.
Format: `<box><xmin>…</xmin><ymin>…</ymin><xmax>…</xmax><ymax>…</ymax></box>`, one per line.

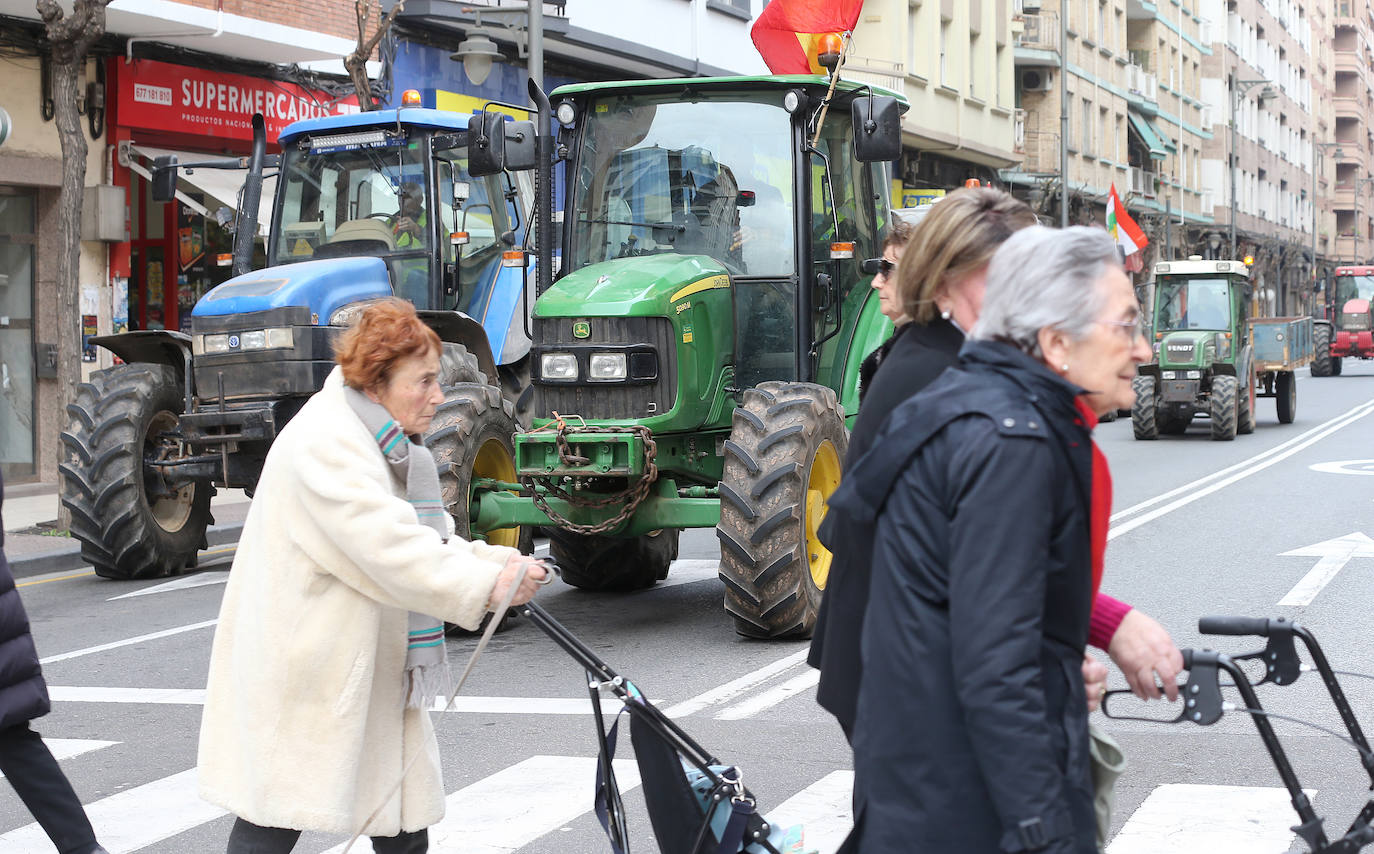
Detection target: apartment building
<box><xmin>1008</xmin><ymin>0</ymin><xmax>1213</xmax><ymax>256</ymax></box>
<box><xmin>850</xmin><ymin>0</ymin><xmax>1021</xmax><ymax>203</ymax></box>
<box><xmin>1330</xmin><ymin>0</ymin><xmax>1374</xmax><ymax>266</ymax></box>
<box><xmin>1198</xmin><ymin>0</ymin><xmax>1318</xmax><ymax>312</ymax></box>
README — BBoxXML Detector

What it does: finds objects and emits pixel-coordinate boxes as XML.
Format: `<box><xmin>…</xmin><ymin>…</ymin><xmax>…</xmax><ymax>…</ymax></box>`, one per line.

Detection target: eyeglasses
<box><xmin>877</xmin><ymin>258</ymin><xmax>896</xmax><ymax>276</ymax></box>
<box><xmin>1097</xmin><ymin>315</ymin><xmax>1145</xmax><ymax>338</ymax></box>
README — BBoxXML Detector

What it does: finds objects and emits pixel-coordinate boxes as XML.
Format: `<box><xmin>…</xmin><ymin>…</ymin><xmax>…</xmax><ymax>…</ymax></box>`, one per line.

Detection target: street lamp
<box><xmin>1229</xmin><ymin>74</ymin><xmax>1277</xmax><ymax>258</ymax></box>
<box><xmin>449</xmin><ymin>1</ymin><xmax>546</xmax><ymax>89</ymax></box>
<box><xmin>452</xmin><ymin>28</ymin><xmax>502</xmax><ymax>86</ymax></box>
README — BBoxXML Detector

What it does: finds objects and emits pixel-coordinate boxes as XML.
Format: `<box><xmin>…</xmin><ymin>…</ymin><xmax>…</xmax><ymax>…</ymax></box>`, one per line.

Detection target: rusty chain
<box><xmin>518</xmin><ymin>417</ymin><xmax>659</xmax><ymax>537</ymax></box>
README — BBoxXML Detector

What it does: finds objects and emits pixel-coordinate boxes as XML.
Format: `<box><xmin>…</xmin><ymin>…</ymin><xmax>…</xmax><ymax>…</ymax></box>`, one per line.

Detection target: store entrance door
<box><xmin>0</xmin><ymin>187</ymin><xmax>36</xmax><ymax>479</ymax></box>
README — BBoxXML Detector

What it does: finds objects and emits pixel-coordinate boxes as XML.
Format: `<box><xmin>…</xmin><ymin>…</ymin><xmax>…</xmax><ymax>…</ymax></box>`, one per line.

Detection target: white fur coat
<box><xmin>197</xmin><ymin>367</ymin><xmax>514</xmax><ymax>836</ymax></box>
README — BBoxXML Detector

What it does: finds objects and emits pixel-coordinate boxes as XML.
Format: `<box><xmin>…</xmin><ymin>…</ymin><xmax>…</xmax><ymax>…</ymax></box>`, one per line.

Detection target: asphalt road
<box><xmin>6</xmin><ymin>361</ymin><xmax>1374</xmax><ymax>853</ymax></box>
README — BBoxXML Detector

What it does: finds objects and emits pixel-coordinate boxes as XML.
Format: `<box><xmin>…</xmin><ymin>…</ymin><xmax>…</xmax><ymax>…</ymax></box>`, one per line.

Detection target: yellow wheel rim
<box><xmin>805</xmin><ymin>440</ymin><xmax>842</xmax><ymax>590</ymax></box>
<box><xmin>472</xmin><ymin>438</ymin><xmax>522</xmax><ymax>548</ymax></box>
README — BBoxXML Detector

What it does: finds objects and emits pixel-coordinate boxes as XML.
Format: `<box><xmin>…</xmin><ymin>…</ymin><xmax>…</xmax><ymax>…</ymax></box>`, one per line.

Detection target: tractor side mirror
<box><xmin>151</xmin><ymin>155</ymin><xmax>179</xmax><ymax>202</ymax></box>
<box><xmin>851</xmin><ymin>95</ymin><xmax>902</xmax><ymax>163</ymax></box>
<box><xmin>503</xmin><ymin>120</ymin><xmax>538</xmax><ymax>171</ymax></box>
<box><xmin>468</xmin><ymin>110</ymin><xmax>507</xmax><ymax>177</ymax></box>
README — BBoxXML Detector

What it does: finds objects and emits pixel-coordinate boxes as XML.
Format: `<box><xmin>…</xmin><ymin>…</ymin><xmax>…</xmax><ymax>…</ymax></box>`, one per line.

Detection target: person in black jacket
<box><xmin>0</xmin><ymin>473</ymin><xmax>109</xmax><ymax>854</ymax></box>
<box><xmin>833</xmin><ymin>226</ymin><xmax>1153</xmax><ymax>853</ymax></box>
<box><xmin>810</xmin><ymin>188</ymin><xmax>1182</xmax><ymax>743</ymax></box>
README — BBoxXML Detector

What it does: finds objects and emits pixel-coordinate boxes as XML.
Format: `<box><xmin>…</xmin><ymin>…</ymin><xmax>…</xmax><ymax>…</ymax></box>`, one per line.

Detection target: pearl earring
<box><xmin>1061</xmin><ymin>363</ymin><xmax>1070</xmax><ymax>372</ymax></box>
<box><xmin>940</xmin><ymin>308</ymin><xmax>951</xmax><ymax>320</ymax></box>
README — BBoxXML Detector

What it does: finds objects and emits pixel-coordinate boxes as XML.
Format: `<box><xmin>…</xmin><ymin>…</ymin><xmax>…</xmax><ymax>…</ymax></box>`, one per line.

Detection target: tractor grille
<box><xmin>530</xmin><ymin>317</ymin><xmax>678</xmax><ymax>420</ymax></box>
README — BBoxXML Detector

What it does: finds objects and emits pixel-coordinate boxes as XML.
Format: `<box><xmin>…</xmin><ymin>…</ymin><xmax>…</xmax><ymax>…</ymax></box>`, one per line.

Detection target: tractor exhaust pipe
<box><xmin>527</xmin><ymin>79</ymin><xmax>554</xmax><ymax>298</ymax></box>
<box><xmin>232</xmin><ymin>113</ymin><xmax>267</xmax><ymax>277</ymax></box>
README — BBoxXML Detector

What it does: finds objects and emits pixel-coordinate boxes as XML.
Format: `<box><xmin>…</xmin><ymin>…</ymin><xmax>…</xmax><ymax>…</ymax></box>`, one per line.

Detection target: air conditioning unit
<box><xmin>1022</xmin><ymin>0</ymin><xmax>1043</xmax><ymax>11</ymax></box>
<box><xmin>1020</xmin><ymin>68</ymin><xmax>1054</xmax><ymax>92</ymax></box>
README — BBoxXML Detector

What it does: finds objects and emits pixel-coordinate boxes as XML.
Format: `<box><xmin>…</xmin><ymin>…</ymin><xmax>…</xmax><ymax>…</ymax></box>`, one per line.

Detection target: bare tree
<box><xmin>346</xmin><ymin>0</ymin><xmax>405</xmax><ymax>110</ymax></box>
<box><xmin>37</xmin><ymin>0</ymin><xmax>109</xmax><ymax>456</ymax></box>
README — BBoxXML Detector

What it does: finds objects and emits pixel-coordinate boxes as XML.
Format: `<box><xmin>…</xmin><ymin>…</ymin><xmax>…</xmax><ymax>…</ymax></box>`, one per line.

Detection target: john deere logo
<box><xmin>572</xmin><ymin>320</ymin><xmax>591</xmax><ymax>339</ymax></box>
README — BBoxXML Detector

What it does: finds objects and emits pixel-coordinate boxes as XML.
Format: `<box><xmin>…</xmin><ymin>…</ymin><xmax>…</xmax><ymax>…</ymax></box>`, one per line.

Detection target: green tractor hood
<box><xmin>535</xmin><ymin>255</ymin><xmax>731</xmax><ymax>317</ymax></box>
<box><xmin>1158</xmin><ymin>330</ymin><xmax>1219</xmax><ymax>369</ymax></box>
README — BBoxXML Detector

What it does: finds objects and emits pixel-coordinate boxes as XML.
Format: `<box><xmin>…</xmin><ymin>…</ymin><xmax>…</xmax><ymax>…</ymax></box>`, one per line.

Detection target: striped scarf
<box><xmin>345</xmin><ymin>386</ymin><xmax>450</xmax><ymax>710</ymax></box>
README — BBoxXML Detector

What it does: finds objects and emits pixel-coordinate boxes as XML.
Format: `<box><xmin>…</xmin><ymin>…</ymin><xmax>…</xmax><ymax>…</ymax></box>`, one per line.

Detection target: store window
<box><xmin>0</xmin><ymin>187</ymin><xmax>36</xmax><ymax>478</ymax></box>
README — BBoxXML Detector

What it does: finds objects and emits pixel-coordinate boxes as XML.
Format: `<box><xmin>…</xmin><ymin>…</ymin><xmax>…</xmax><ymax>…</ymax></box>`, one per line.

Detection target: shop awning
<box><xmin>1127</xmin><ymin>112</ymin><xmax>1175</xmax><ymax>160</ymax></box>
<box><xmin>124</xmin><ymin>145</ymin><xmax>275</xmax><ymax>238</ymax></box>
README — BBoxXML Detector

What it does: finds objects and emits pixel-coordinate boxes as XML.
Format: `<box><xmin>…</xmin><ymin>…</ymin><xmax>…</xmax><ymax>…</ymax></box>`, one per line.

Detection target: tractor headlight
<box><xmin>1186</xmin><ymin>370</ymin><xmax>1201</xmax><ymax>379</ymax></box>
<box><xmin>588</xmin><ymin>352</ymin><xmax>628</xmax><ymax>381</ymax></box>
<box><xmin>1162</xmin><ymin>370</ymin><xmax>1178</xmax><ymax>379</ymax></box>
<box><xmin>237</xmin><ymin>327</ymin><xmax>295</xmax><ymax>351</ymax></box>
<box><xmin>540</xmin><ymin>352</ymin><xmax>579</xmax><ymax>381</ymax></box>
<box><xmin>329</xmin><ymin>300</ymin><xmax>380</xmax><ymax>327</ymax></box>
<box><xmin>198</xmin><ymin>334</ymin><xmax>231</xmax><ymax>354</ymax></box>
<box><xmin>239</xmin><ymin>330</ymin><xmax>267</xmax><ymax>350</ymax></box>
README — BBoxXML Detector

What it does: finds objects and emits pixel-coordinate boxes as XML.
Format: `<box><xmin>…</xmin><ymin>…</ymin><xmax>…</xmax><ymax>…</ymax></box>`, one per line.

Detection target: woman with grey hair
<box><xmin>827</xmin><ymin>226</ymin><xmax>1151</xmax><ymax>853</ymax></box>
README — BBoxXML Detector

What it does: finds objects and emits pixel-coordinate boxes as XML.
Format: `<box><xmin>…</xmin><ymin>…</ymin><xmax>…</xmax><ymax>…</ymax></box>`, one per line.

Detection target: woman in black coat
<box><xmin>0</xmin><ymin>473</ymin><xmax>109</xmax><ymax>854</ymax></box>
<box><xmin>810</xmin><ymin>188</ymin><xmax>1182</xmax><ymax>743</ymax></box>
<box><xmin>831</xmin><ymin>226</ymin><xmax>1153</xmax><ymax>852</ymax></box>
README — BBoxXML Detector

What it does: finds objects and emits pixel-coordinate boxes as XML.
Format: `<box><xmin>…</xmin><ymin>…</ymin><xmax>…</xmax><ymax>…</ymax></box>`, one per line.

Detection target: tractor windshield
<box><xmin>569</xmin><ymin>92</ymin><xmax>796</xmax><ymax>276</ymax></box>
<box><xmin>1156</xmin><ymin>276</ymin><xmax>1231</xmax><ymax>331</ymax></box>
<box><xmin>272</xmin><ymin>135</ymin><xmax>431</xmax><ymax>264</ymax></box>
<box><xmin>1333</xmin><ymin>274</ymin><xmax>1374</xmax><ymax>305</ymax></box>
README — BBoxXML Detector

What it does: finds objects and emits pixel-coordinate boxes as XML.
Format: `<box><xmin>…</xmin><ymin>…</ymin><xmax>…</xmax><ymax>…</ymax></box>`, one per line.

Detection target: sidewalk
<box><xmin>3</xmin><ymin>482</ymin><xmax>252</xmax><ymax>579</ymax></box>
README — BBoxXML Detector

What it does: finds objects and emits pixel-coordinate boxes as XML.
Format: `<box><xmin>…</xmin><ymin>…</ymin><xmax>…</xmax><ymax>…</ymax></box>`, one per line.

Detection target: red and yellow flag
<box><xmin>750</xmin><ymin>0</ymin><xmax>864</xmax><ymax>75</ymax></box>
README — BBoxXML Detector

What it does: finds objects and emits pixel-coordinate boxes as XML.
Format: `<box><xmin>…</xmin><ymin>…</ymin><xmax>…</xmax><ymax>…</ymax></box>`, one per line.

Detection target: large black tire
<box><xmin>424</xmin><ymin>381</ymin><xmax>530</xmax><ymax>635</ymax></box>
<box><xmin>1237</xmin><ymin>367</ymin><xmax>1256</xmax><ymax>435</ymax></box>
<box><xmin>58</xmin><ymin>364</ymin><xmax>212</xmax><ymax>579</ymax></box>
<box><xmin>1332</xmin><ymin>356</ymin><xmax>1344</xmax><ymax>376</ymax></box>
<box><xmin>1209</xmin><ymin>374</ymin><xmax>1238</xmax><ymax>441</ymax></box>
<box><xmin>1131</xmin><ymin>376</ymin><xmax>1159</xmax><ymax>440</ymax></box>
<box><xmin>717</xmin><ymin>381</ymin><xmax>846</xmax><ymax>639</ymax></box>
<box><xmin>1312</xmin><ymin>325</ymin><xmax>1333</xmax><ymax>377</ymax></box>
<box><xmin>1276</xmin><ymin>371</ymin><xmax>1297</xmax><ymax>424</ymax></box>
<box><xmin>439</xmin><ymin>342</ymin><xmax>484</xmax><ymax>386</ymax></box>
<box><xmin>548</xmin><ymin>528</ymin><xmax>680</xmax><ymax>591</ymax></box>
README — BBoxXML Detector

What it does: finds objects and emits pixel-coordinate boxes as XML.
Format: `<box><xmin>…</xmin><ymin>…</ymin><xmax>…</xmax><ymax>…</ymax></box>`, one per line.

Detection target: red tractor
<box><xmin>1312</xmin><ymin>265</ymin><xmax>1374</xmax><ymax>376</ymax></box>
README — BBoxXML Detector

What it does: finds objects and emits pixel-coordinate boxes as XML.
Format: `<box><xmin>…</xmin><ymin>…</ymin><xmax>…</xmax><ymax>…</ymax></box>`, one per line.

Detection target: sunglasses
<box><xmin>862</xmin><ymin>258</ymin><xmax>897</xmax><ymax>277</ymax></box>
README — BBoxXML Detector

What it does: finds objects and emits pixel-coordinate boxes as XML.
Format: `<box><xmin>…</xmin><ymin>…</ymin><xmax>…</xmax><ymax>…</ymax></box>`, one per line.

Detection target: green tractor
<box><xmin>468</xmin><ymin>75</ymin><xmax>905</xmax><ymax>638</ymax></box>
<box><xmin>1132</xmin><ymin>257</ymin><xmax>1322</xmax><ymax>441</ymax></box>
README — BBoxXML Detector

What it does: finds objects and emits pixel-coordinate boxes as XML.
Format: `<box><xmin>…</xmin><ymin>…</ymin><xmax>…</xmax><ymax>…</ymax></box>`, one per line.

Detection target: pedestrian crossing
<box><xmin>0</xmin><ymin>734</ymin><xmax>1316</xmax><ymax>854</ymax></box>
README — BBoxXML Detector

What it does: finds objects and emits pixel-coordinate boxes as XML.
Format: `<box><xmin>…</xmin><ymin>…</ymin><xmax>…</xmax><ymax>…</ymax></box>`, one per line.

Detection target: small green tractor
<box><xmin>1132</xmin><ymin>257</ymin><xmax>1325</xmax><ymax>441</ymax></box>
<box><xmin>466</xmin><ymin>75</ymin><xmax>905</xmax><ymax>638</ymax></box>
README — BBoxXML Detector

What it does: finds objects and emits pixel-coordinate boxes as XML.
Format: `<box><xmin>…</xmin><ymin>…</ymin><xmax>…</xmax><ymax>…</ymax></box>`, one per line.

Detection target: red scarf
<box><xmin>1073</xmin><ymin>398</ymin><xmax>1111</xmax><ymax>600</ymax></box>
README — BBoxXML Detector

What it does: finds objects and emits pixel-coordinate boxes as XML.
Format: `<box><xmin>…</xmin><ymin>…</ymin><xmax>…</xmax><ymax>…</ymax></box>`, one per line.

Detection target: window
<box><xmin>1082</xmin><ymin>97</ymin><xmax>1093</xmax><ymax>154</ymax></box>
<box><xmin>1099</xmin><ymin>107</ymin><xmax>1108</xmax><ymax>159</ymax></box>
<box><xmin>1097</xmin><ymin>0</ymin><xmax>1106</xmax><ymax>44</ymax></box>
<box><xmin>706</xmin><ymin>0</ymin><xmax>752</xmax><ymax>19</ymax></box>
<box><xmin>940</xmin><ymin>19</ymin><xmax>950</xmax><ymax>85</ymax></box>
<box><xmin>970</xmin><ymin>34</ymin><xmax>979</xmax><ymax>98</ymax></box>
<box><xmin>0</xmin><ymin>187</ymin><xmax>36</xmax><ymax>477</ymax></box>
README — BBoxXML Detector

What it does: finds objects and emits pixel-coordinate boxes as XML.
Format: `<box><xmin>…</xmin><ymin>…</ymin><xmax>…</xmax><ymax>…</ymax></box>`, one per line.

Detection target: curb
<box><xmin>9</xmin><ymin>521</ymin><xmax>246</xmax><ymax>580</ymax></box>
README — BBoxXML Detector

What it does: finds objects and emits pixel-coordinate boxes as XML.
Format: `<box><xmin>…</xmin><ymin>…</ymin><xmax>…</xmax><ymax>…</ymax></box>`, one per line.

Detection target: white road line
<box><xmin>47</xmin><ymin>686</ymin><xmax>622</xmax><ymax>715</ymax></box>
<box><xmin>663</xmin><ymin>648</ymin><xmax>811</xmax><ymax>719</ymax></box>
<box><xmin>643</xmin><ymin>559</ymin><xmax>719</xmax><ymax>591</ymax></box>
<box><xmin>38</xmin><ymin>620</ymin><xmax>218</xmax><ymax>665</ymax></box>
<box><xmin>716</xmin><ymin>669</ymin><xmax>820</xmax><ymax>720</ymax></box>
<box><xmin>1106</xmin><ymin>783</ymin><xmax>1315</xmax><ymax>854</ymax></box>
<box><xmin>766</xmin><ymin>770</ymin><xmax>854</xmax><ymax>854</ymax></box>
<box><xmin>1110</xmin><ymin>399</ymin><xmax>1374</xmax><ymax>525</ymax></box>
<box><xmin>0</xmin><ymin>768</ymin><xmax>226</xmax><ymax>853</ymax></box>
<box><xmin>320</xmin><ymin>756</ymin><xmax>642</xmax><ymax>854</ymax></box>
<box><xmin>107</xmin><ymin>572</ymin><xmax>229</xmax><ymax>600</ymax></box>
<box><xmin>0</xmin><ymin>738</ymin><xmax>118</xmax><ymax>780</ymax></box>
<box><xmin>1109</xmin><ymin>400</ymin><xmax>1374</xmax><ymax>541</ymax></box>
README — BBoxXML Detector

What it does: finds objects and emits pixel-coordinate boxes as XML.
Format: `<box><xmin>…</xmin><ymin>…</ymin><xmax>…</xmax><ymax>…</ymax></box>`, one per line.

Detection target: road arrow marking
<box><xmin>1310</xmin><ymin>459</ymin><xmax>1374</xmax><ymax>476</ymax></box>
<box><xmin>1278</xmin><ymin>532</ymin><xmax>1374</xmax><ymax>607</ymax></box>
<box><xmin>106</xmin><ymin>571</ymin><xmax>229</xmax><ymax>600</ymax></box>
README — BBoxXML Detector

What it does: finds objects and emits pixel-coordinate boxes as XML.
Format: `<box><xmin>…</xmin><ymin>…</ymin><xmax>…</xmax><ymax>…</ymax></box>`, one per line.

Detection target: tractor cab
<box><xmin>1330</xmin><ymin>267</ymin><xmax>1374</xmax><ymax>336</ymax></box>
<box><xmin>1152</xmin><ymin>262</ymin><xmax>1248</xmax><ymax>371</ymax></box>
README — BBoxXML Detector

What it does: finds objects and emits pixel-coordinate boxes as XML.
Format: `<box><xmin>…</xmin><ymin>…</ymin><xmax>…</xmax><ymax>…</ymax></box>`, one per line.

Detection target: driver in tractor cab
<box><xmin>390</xmin><ymin>181</ymin><xmax>427</xmax><ymax>249</ymax></box>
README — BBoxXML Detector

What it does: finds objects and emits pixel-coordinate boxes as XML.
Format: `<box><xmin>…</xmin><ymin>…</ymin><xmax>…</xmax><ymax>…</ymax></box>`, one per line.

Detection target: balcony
<box><xmin>844</xmin><ymin>58</ymin><xmax>905</xmax><ymax>94</ymax></box>
<box><xmin>1015</xmin><ymin>13</ymin><xmax>1059</xmax><ymax>52</ymax></box>
<box><xmin>1335</xmin><ymin>93</ymin><xmax>1370</xmax><ymax>121</ymax></box>
<box><xmin>1127</xmin><ymin>64</ymin><xmax>1157</xmax><ymax>102</ymax></box>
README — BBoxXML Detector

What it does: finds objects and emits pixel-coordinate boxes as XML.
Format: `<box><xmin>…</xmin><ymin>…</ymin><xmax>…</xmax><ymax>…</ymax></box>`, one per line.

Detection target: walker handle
<box><xmin>1198</xmin><ymin>615</ymin><xmax>1275</xmax><ymax>637</ymax></box>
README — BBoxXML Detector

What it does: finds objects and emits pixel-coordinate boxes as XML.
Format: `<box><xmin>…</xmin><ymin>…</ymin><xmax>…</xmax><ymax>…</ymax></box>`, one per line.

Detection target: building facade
<box><xmin>1199</xmin><ymin>0</ymin><xmax>1318</xmax><ymax>314</ymax></box>
<box><xmin>1330</xmin><ymin>0</ymin><xmax>1373</xmax><ymax>268</ymax></box>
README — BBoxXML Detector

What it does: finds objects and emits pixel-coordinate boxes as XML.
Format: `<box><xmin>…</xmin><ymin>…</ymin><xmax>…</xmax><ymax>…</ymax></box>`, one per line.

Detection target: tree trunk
<box><xmin>346</xmin><ymin>0</ymin><xmax>404</xmax><ymax>110</ymax></box>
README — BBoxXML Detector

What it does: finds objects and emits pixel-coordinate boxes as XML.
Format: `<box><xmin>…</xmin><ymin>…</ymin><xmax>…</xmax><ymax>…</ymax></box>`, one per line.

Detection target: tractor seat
<box><xmin>315</xmin><ymin>218</ymin><xmax>398</xmax><ymax>258</ymax></box>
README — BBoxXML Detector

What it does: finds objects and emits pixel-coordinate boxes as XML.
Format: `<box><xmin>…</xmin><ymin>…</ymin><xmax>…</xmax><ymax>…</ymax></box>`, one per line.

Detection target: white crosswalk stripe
<box><xmin>1106</xmin><ymin>783</ymin><xmax>1315</xmax><ymax>854</ymax></box>
<box><xmin>0</xmin><ymin>768</ymin><xmax>225</xmax><ymax>853</ymax></box>
<box><xmin>766</xmin><ymin>770</ymin><xmax>854</xmax><ymax>854</ymax></box>
<box><xmin>0</xmin><ymin>738</ymin><xmax>118</xmax><ymax>780</ymax></box>
<box><xmin>320</xmin><ymin>756</ymin><xmax>640</xmax><ymax>854</ymax></box>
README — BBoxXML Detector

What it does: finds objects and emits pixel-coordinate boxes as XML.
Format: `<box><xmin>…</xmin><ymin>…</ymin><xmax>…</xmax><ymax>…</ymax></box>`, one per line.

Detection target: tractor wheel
<box><xmin>1275</xmin><ymin>371</ymin><xmax>1297</xmax><ymax>424</ymax></box>
<box><xmin>548</xmin><ymin>528</ymin><xmax>680</xmax><ymax>591</ymax></box>
<box><xmin>1237</xmin><ymin>368</ymin><xmax>1256</xmax><ymax>435</ymax></box>
<box><xmin>1312</xmin><ymin>325</ymin><xmax>1333</xmax><ymax>377</ymax></box>
<box><xmin>498</xmin><ymin>354</ymin><xmax>533</xmax><ymax>426</ymax></box>
<box><xmin>58</xmin><ymin>364</ymin><xmax>212</xmax><ymax>579</ymax></box>
<box><xmin>1332</xmin><ymin>357</ymin><xmax>1344</xmax><ymax>376</ymax></box>
<box><xmin>717</xmin><ymin>381</ymin><xmax>846</xmax><ymax>639</ymax></box>
<box><xmin>440</xmin><ymin>342</ymin><xmax>485</xmax><ymax>386</ymax></box>
<box><xmin>1209</xmin><ymin>375</ymin><xmax>1239</xmax><ymax>441</ymax></box>
<box><xmin>1130</xmin><ymin>376</ymin><xmax>1159</xmax><ymax>440</ymax></box>
<box><xmin>424</xmin><ymin>381</ymin><xmax>531</xmax><ymax>635</ymax></box>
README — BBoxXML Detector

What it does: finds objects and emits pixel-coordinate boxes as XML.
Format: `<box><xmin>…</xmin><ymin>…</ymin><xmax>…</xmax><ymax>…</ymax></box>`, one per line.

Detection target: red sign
<box><xmin>117</xmin><ymin>59</ymin><xmax>359</xmax><ymax>141</ymax></box>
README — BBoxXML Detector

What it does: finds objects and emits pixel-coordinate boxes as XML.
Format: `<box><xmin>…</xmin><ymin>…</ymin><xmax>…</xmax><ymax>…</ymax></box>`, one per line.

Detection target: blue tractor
<box><xmin>59</xmin><ymin>106</ymin><xmax>537</xmax><ymax>579</ymax></box>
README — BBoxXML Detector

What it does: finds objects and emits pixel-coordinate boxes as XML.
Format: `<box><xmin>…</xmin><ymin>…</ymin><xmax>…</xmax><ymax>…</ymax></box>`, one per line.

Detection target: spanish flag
<box><xmin>750</xmin><ymin>0</ymin><xmax>864</xmax><ymax>75</ymax></box>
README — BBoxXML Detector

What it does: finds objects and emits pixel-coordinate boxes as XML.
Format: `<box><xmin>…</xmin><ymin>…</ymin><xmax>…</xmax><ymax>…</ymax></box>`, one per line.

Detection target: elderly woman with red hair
<box><xmin>198</xmin><ymin>298</ymin><xmax>546</xmax><ymax>854</ymax></box>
